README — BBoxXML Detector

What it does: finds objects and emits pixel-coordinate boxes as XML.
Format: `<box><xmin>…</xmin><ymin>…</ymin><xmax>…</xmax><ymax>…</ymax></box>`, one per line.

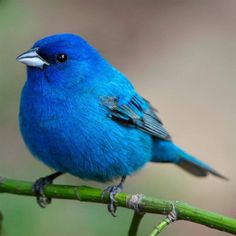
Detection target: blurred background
<box><xmin>0</xmin><ymin>0</ymin><xmax>235</xmax><ymax>235</ymax></box>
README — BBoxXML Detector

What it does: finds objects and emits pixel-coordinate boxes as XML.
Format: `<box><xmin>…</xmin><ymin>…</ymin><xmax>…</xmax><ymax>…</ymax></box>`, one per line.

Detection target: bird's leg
<box><xmin>102</xmin><ymin>176</ymin><xmax>126</xmax><ymax>217</ymax></box>
<box><xmin>32</xmin><ymin>172</ymin><xmax>63</xmax><ymax>208</ymax></box>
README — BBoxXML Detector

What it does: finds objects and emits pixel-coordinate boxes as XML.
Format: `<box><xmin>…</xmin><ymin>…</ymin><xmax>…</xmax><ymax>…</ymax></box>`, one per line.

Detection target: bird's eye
<box><xmin>56</xmin><ymin>53</ymin><xmax>67</xmax><ymax>63</ymax></box>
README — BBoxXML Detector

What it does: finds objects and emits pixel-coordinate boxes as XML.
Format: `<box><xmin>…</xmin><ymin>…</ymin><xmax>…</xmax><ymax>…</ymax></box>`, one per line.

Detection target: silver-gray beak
<box><xmin>16</xmin><ymin>48</ymin><xmax>49</xmax><ymax>69</ymax></box>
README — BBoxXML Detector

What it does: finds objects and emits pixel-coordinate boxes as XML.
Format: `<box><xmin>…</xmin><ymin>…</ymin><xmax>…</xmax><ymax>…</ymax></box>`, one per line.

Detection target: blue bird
<box><xmin>16</xmin><ymin>33</ymin><xmax>227</xmax><ymax>215</ymax></box>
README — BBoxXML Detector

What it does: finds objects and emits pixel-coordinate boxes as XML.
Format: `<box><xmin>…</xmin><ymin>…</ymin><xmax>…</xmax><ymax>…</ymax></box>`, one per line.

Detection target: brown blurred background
<box><xmin>0</xmin><ymin>0</ymin><xmax>235</xmax><ymax>235</ymax></box>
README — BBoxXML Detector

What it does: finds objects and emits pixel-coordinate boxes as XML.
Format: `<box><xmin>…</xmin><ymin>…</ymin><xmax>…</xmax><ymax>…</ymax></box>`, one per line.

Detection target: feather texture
<box><xmin>102</xmin><ymin>94</ymin><xmax>171</xmax><ymax>140</ymax></box>
<box><xmin>18</xmin><ymin>33</ymin><xmax>227</xmax><ymax>183</ymax></box>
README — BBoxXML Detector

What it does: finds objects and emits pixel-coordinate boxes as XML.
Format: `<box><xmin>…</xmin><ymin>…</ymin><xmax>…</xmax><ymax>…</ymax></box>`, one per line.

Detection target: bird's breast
<box><xmin>19</xmin><ymin>87</ymin><xmax>153</xmax><ymax>181</ymax></box>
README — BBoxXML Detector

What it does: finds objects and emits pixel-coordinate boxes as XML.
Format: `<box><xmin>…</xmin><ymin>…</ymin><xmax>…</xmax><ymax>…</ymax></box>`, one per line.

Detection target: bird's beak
<box><xmin>16</xmin><ymin>48</ymin><xmax>49</xmax><ymax>69</ymax></box>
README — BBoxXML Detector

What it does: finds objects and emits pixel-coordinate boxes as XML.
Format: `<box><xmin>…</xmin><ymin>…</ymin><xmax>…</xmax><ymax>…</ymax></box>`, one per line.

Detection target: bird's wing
<box><xmin>101</xmin><ymin>94</ymin><xmax>171</xmax><ymax>140</ymax></box>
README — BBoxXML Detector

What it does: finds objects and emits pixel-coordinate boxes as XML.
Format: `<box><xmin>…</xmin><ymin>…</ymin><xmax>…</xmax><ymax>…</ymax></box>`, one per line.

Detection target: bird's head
<box><xmin>17</xmin><ymin>33</ymin><xmax>109</xmax><ymax>92</ymax></box>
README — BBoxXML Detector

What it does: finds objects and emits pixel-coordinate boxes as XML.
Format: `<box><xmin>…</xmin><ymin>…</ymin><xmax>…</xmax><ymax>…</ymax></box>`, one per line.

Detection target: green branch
<box><xmin>128</xmin><ymin>211</ymin><xmax>145</xmax><ymax>236</ymax></box>
<box><xmin>149</xmin><ymin>207</ymin><xmax>177</xmax><ymax>236</ymax></box>
<box><xmin>0</xmin><ymin>176</ymin><xmax>236</xmax><ymax>235</ymax></box>
<box><xmin>149</xmin><ymin>218</ymin><xmax>170</xmax><ymax>236</ymax></box>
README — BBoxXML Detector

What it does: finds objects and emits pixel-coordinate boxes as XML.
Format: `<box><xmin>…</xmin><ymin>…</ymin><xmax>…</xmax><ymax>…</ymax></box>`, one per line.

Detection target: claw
<box><xmin>102</xmin><ymin>176</ymin><xmax>126</xmax><ymax>217</ymax></box>
<box><xmin>108</xmin><ymin>201</ymin><xmax>117</xmax><ymax>217</ymax></box>
<box><xmin>102</xmin><ymin>186</ymin><xmax>112</xmax><ymax>200</ymax></box>
<box><xmin>110</xmin><ymin>192</ymin><xmax>117</xmax><ymax>203</ymax></box>
<box><xmin>32</xmin><ymin>172</ymin><xmax>62</xmax><ymax>208</ymax></box>
<box><xmin>33</xmin><ymin>177</ymin><xmax>52</xmax><ymax>208</ymax></box>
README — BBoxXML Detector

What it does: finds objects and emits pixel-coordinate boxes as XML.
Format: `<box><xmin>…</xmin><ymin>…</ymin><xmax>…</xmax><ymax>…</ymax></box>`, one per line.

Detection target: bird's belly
<box><xmin>19</xmin><ymin>98</ymin><xmax>153</xmax><ymax>182</ymax></box>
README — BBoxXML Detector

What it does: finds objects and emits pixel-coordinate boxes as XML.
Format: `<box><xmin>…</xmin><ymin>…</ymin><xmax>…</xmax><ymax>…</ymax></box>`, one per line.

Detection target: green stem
<box><xmin>128</xmin><ymin>212</ymin><xmax>145</xmax><ymax>236</ymax></box>
<box><xmin>0</xmin><ymin>176</ymin><xmax>236</xmax><ymax>235</ymax></box>
<box><xmin>149</xmin><ymin>218</ymin><xmax>170</xmax><ymax>236</ymax></box>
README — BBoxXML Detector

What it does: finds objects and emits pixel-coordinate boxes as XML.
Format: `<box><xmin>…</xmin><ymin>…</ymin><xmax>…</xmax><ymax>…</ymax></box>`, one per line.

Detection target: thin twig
<box><xmin>149</xmin><ymin>218</ymin><xmax>170</xmax><ymax>236</ymax></box>
<box><xmin>149</xmin><ymin>204</ymin><xmax>177</xmax><ymax>236</ymax></box>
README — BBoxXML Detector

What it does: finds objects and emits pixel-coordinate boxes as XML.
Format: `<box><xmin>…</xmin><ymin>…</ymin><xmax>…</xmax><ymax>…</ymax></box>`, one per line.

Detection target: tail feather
<box><xmin>152</xmin><ymin>140</ymin><xmax>228</xmax><ymax>180</ymax></box>
<box><xmin>177</xmin><ymin>155</ymin><xmax>228</xmax><ymax>180</ymax></box>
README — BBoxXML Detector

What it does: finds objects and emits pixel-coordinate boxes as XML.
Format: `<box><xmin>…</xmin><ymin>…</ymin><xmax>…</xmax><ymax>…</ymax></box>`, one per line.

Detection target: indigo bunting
<box><xmin>16</xmin><ymin>33</ymin><xmax>226</xmax><ymax>215</ymax></box>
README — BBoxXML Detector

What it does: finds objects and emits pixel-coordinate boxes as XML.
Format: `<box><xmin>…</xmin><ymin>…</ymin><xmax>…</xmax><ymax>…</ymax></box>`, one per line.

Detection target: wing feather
<box><xmin>102</xmin><ymin>94</ymin><xmax>171</xmax><ymax>140</ymax></box>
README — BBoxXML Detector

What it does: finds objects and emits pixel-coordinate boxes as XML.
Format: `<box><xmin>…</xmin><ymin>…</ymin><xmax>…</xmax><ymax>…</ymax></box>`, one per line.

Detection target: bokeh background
<box><xmin>0</xmin><ymin>0</ymin><xmax>235</xmax><ymax>235</ymax></box>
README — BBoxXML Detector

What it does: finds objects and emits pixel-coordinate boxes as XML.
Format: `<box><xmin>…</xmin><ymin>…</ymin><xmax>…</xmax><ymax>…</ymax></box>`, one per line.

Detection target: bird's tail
<box><xmin>152</xmin><ymin>140</ymin><xmax>228</xmax><ymax>180</ymax></box>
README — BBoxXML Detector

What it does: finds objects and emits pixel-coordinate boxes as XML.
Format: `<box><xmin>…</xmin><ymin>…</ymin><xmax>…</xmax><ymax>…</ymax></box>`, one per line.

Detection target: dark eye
<box><xmin>56</xmin><ymin>53</ymin><xmax>67</xmax><ymax>63</ymax></box>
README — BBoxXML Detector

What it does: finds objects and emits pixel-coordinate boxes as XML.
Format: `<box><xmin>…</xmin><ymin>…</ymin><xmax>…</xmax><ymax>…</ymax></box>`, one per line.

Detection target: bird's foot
<box><xmin>32</xmin><ymin>172</ymin><xmax>62</xmax><ymax>208</ymax></box>
<box><xmin>102</xmin><ymin>185</ymin><xmax>122</xmax><ymax>216</ymax></box>
<box><xmin>32</xmin><ymin>177</ymin><xmax>52</xmax><ymax>208</ymax></box>
<box><xmin>102</xmin><ymin>176</ymin><xmax>126</xmax><ymax>217</ymax></box>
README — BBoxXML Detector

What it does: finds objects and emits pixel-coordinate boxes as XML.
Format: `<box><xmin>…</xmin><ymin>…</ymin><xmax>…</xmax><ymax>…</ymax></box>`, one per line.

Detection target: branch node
<box><xmin>126</xmin><ymin>193</ymin><xmax>144</xmax><ymax>214</ymax></box>
<box><xmin>149</xmin><ymin>204</ymin><xmax>178</xmax><ymax>236</ymax></box>
<box><xmin>75</xmin><ymin>188</ymin><xmax>81</xmax><ymax>200</ymax></box>
<box><xmin>167</xmin><ymin>203</ymin><xmax>178</xmax><ymax>223</ymax></box>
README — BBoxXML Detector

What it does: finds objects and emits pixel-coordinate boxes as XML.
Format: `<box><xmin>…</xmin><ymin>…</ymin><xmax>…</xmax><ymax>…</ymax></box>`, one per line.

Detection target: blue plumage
<box><xmin>17</xmin><ymin>33</ymin><xmax>226</xmax><ymax>194</ymax></box>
